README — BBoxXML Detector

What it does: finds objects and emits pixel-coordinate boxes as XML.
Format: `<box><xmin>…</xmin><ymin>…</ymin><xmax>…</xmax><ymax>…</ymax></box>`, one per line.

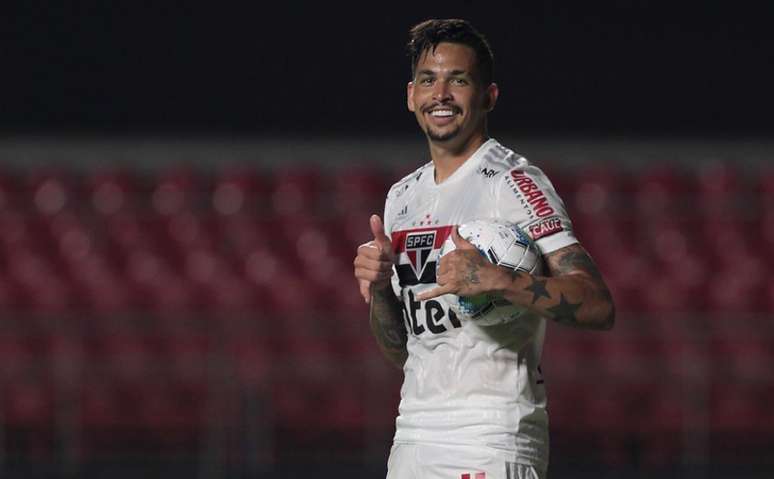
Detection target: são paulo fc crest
<box><xmin>405</xmin><ymin>231</ymin><xmax>436</xmax><ymax>280</ymax></box>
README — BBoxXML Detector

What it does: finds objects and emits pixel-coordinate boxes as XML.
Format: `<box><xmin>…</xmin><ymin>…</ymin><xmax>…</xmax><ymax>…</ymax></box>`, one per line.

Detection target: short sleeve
<box><xmin>495</xmin><ymin>164</ymin><xmax>578</xmax><ymax>255</ymax></box>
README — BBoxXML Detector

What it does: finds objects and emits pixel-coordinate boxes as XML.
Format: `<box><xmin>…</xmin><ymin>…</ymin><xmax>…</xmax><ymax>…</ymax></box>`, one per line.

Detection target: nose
<box><xmin>432</xmin><ymin>81</ymin><xmax>452</xmax><ymax>102</ymax></box>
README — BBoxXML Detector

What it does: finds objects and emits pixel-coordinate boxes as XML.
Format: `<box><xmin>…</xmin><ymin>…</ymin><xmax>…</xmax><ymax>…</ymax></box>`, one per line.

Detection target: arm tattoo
<box><xmin>509</xmin><ymin>269</ymin><xmax>525</xmax><ymax>282</ymax></box>
<box><xmin>524</xmin><ymin>277</ymin><xmax>551</xmax><ymax>304</ymax></box>
<box><xmin>554</xmin><ymin>248</ymin><xmax>603</xmax><ymax>280</ymax></box>
<box><xmin>545</xmin><ymin>244</ymin><xmax>615</xmax><ymax>329</ymax></box>
<box><xmin>369</xmin><ymin>289</ymin><xmax>408</xmax><ymax>368</ymax></box>
<box><xmin>546</xmin><ymin>293</ymin><xmax>582</xmax><ymax>325</ymax></box>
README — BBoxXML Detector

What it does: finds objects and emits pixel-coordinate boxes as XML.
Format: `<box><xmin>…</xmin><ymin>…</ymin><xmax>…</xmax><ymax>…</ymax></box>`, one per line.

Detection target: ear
<box><xmin>484</xmin><ymin>82</ymin><xmax>499</xmax><ymax>112</ymax></box>
<box><xmin>407</xmin><ymin>81</ymin><xmax>416</xmax><ymax>112</ymax></box>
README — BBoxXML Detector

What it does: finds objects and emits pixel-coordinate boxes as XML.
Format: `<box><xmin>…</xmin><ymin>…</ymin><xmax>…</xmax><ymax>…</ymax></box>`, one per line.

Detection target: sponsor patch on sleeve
<box><xmin>526</xmin><ymin>216</ymin><xmax>564</xmax><ymax>240</ymax></box>
<box><xmin>506</xmin><ymin>168</ymin><xmax>556</xmax><ymax>219</ymax></box>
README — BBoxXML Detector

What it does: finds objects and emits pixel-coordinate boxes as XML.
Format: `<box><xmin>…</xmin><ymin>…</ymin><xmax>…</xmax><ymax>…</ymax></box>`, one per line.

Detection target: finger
<box><xmin>353</xmin><ymin>255</ymin><xmax>393</xmax><ymax>273</ymax></box>
<box><xmin>359</xmin><ymin>279</ymin><xmax>370</xmax><ymax>304</ymax></box>
<box><xmin>416</xmin><ymin>284</ymin><xmax>454</xmax><ymax>301</ymax></box>
<box><xmin>357</xmin><ymin>243</ymin><xmax>393</xmax><ymax>263</ymax></box>
<box><xmin>370</xmin><ymin>214</ymin><xmax>392</xmax><ymax>252</ymax></box>
<box><xmin>451</xmin><ymin>226</ymin><xmax>476</xmax><ymax>250</ymax></box>
<box><xmin>354</xmin><ymin>266</ymin><xmax>393</xmax><ymax>284</ymax></box>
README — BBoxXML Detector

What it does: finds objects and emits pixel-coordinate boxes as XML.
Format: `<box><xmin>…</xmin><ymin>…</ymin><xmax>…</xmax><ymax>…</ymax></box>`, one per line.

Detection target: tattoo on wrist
<box><xmin>509</xmin><ymin>269</ymin><xmax>525</xmax><ymax>282</ymax></box>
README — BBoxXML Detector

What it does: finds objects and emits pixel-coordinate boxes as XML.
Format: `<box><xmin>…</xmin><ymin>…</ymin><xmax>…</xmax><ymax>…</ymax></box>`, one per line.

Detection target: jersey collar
<box><xmin>430</xmin><ymin>138</ymin><xmax>499</xmax><ymax>187</ymax></box>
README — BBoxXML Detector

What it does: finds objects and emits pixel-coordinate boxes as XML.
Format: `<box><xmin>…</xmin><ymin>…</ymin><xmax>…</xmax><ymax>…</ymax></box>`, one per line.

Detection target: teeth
<box><xmin>430</xmin><ymin>110</ymin><xmax>454</xmax><ymax>117</ymax></box>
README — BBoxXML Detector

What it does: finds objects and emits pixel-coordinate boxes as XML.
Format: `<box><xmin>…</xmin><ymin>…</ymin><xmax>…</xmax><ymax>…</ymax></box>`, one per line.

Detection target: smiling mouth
<box><xmin>429</xmin><ymin>109</ymin><xmax>455</xmax><ymax>117</ymax></box>
<box><xmin>425</xmin><ymin>106</ymin><xmax>460</xmax><ymax>123</ymax></box>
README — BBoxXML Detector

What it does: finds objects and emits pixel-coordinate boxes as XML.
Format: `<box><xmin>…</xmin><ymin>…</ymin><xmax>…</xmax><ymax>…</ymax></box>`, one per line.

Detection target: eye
<box><xmin>419</xmin><ymin>77</ymin><xmax>434</xmax><ymax>86</ymax></box>
<box><xmin>451</xmin><ymin>78</ymin><xmax>469</xmax><ymax>86</ymax></box>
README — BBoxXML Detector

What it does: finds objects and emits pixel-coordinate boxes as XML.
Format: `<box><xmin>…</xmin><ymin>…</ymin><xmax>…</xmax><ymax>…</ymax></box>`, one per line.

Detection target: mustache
<box><xmin>421</xmin><ymin>103</ymin><xmax>462</xmax><ymax>114</ymax></box>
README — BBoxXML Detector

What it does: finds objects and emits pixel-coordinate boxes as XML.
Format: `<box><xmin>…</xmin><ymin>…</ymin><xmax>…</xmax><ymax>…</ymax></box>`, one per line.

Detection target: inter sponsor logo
<box><xmin>509</xmin><ymin>170</ymin><xmax>556</xmax><ymax>218</ymax></box>
<box><xmin>529</xmin><ymin>216</ymin><xmax>564</xmax><ymax>240</ymax></box>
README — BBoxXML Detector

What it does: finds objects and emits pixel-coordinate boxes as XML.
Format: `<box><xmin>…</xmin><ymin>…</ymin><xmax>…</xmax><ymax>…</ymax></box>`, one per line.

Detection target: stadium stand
<box><xmin>0</xmin><ymin>158</ymin><xmax>772</xmax><ymax>476</ymax></box>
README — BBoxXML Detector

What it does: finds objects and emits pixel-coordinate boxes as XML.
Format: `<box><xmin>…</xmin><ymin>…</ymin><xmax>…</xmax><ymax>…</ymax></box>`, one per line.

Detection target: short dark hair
<box><xmin>407</xmin><ymin>19</ymin><xmax>494</xmax><ymax>86</ymax></box>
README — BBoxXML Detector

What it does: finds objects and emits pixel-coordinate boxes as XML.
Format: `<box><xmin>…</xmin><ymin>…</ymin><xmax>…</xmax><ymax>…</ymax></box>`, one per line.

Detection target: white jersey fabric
<box><xmin>383</xmin><ymin>138</ymin><xmax>578</xmax><ymax>470</ymax></box>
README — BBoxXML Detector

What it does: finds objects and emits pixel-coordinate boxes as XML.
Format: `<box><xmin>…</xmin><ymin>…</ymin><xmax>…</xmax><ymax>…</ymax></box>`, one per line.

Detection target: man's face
<box><xmin>407</xmin><ymin>42</ymin><xmax>497</xmax><ymax>145</ymax></box>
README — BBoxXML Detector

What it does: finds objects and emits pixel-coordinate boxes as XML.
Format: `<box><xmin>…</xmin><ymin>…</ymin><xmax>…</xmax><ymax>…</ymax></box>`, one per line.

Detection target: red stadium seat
<box><xmin>757</xmin><ymin>166</ymin><xmax>774</xmax><ymax>214</ymax></box>
<box><xmin>640</xmin><ymin>277</ymin><xmax>704</xmax><ymax>314</ymax></box>
<box><xmin>88</xmin><ymin>332</ymin><xmax>158</xmax><ymax>382</ymax></box>
<box><xmin>704</xmin><ymin>271</ymin><xmax>763</xmax><ymax>314</ymax></box>
<box><xmin>105</xmin><ymin>211</ymin><xmax>161</xmax><ymax>253</ymax></box>
<box><xmin>571</xmin><ymin>167</ymin><xmax>629</xmax><ymax>218</ymax></box>
<box><xmin>226</xmin><ymin>333</ymin><xmax>272</xmax><ymax>389</ymax></box>
<box><xmin>5</xmin><ymin>249</ymin><xmax>74</xmax><ymax>313</ymax></box>
<box><xmin>0</xmin><ymin>334</ymin><xmax>36</xmax><ymax>383</ymax></box>
<box><xmin>161</xmin><ymin>211</ymin><xmax>220</xmax><ymax>252</ymax></box>
<box><xmin>633</xmin><ymin>165</ymin><xmax>692</xmax><ymax>219</ymax></box>
<box><xmin>710</xmin><ymin>336</ymin><xmax>773</xmax><ymax>383</ymax></box>
<box><xmin>709</xmin><ymin>384</ymin><xmax>774</xmax><ymax>461</ymax></box>
<box><xmin>0</xmin><ymin>170</ymin><xmax>22</xmax><ymax>211</ymax></box>
<box><xmin>0</xmin><ymin>211</ymin><xmax>49</xmax><ymax>252</ymax></box>
<box><xmin>329</xmin><ymin>167</ymin><xmax>390</xmax><ymax>215</ymax></box>
<box><xmin>695</xmin><ymin>162</ymin><xmax>745</xmax><ymax>217</ymax></box>
<box><xmin>2</xmin><ymin>378</ymin><xmax>56</xmax><ymax>433</ymax></box>
<box><xmin>0</xmin><ymin>274</ymin><xmax>25</xmax><ymax>311</ymax></box>
<box><xmin>27</xmin><ymin>170</ymin><xmax>79</xmax><ymax>215</ymax></box>
<box><xmin>151</xmin><ymin>168</ymin><xmax>202</xmax><ymax>215</ymax></box>
<box><xmin>270</xmin><ymin>166</ymin><xmax>322</xmax><ymax>216</ymax></box>
<box><xmin>211</xmin><ymin>167</ymin><xmax>270</xmax><ymax>216</ymax></box>
<box><xmin>86</xmin><ymin>169</ymin><xmax>143</xmax><ymax>215</ymax></box>
<box><xmin>638</xmin><ymin>386</ymin><xmax>685</xmax><ymax>465</ymax></box>
<box><xmin>758</xmin><ymin>210</ymin><xmax>774</xmax><ymax>260</ymax></box>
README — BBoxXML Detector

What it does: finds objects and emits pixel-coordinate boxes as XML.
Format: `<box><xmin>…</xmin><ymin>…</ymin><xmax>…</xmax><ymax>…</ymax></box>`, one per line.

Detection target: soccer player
<box><xmin>353</xmin><ymin>19</ymin><xmax>615</xmax><ymax>479</ymax></box>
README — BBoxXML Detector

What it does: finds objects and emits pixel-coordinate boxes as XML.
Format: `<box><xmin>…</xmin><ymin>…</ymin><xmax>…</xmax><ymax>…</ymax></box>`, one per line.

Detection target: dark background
<box><xmin>5</xmin><ymin>1</ymin><xmax>774</xmax><ymax>137</ymax></box>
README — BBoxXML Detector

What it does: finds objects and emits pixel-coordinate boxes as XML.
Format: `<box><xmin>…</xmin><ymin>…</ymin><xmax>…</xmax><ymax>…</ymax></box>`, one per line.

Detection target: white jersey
<box><xmin>383</xmin><ymin>139</ymin><xmax>578</xmax><ymax>470</ymax></box>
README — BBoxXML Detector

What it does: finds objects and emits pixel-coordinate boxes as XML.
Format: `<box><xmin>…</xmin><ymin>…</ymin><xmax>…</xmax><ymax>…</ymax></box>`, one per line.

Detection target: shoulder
<box><xmin>386</xmin><ymin>162</ymin><xmax>432</xmax><ymax>202</ymax></box>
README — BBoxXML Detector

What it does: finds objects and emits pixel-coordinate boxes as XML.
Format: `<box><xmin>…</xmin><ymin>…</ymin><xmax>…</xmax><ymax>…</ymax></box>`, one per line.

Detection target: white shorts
<box><xmin>385</xmin><ymin>442</ymin><xmax>545</xmax><ymax>479</ymax></box>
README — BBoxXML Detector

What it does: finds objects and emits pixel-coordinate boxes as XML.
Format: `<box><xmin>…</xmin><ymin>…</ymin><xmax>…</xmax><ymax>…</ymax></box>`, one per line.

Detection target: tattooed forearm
<box><xmin>370</xmin><ymin>289</ymin><xmax>408</xmax><ymax>369</ymax></box>
<box><xmin>554</xmin><ymin>249</ymin><xmax>603</xmax><ymax>280</ymax></box>
<box><xmin>523</xmin><ymin>277</ymin><xmax>551</xmax><ymax>304</ymax></box>
<box><xmin>546</xmin><ymin>293</ymin><xmax>582</xmax><ymax>325</ymax></box>
<box><xmin>533</xmin><ymin>244</ymin><xmax>615</xmax><ymax>330</ymax></box>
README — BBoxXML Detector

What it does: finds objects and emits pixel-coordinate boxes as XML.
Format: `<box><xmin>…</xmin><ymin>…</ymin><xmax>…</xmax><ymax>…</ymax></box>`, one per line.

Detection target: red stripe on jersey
<box><xmin>461</xmin><ymin>475</ymin><xmax>470</xmax><ymax>479</ymax></box>
<box><xmin>391</xmin><ymin>225</ymin><xmax>453</xmax><ymax>255</ymax></box>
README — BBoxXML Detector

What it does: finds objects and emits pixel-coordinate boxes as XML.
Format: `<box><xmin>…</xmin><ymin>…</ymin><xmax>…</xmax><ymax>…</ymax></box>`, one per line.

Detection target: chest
<box><xmin>391</xmin><ymin>178</ymin><xmax>493</xmax><ymax>232</ymax></box>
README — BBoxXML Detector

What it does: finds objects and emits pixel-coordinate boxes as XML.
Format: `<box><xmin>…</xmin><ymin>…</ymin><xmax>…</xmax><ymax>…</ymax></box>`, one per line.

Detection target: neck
<box><xmin>429</xmin><ymin>129</ymin><xmax>489</xmax><ymax>184</ymax></box>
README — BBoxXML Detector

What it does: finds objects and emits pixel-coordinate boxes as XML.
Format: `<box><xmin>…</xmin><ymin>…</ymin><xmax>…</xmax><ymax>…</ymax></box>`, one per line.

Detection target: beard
<box><xmin>424</xmin><ymin>123</ymin><xmax>461</xmax><ymax>142</ymax></box>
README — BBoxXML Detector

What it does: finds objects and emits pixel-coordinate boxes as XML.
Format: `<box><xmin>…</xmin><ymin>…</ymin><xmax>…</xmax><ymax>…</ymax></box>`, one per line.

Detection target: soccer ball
<box><xmin>438</xmin><ymin>219</ymin><xmax>542</xmax><ymax>326</ymax></box>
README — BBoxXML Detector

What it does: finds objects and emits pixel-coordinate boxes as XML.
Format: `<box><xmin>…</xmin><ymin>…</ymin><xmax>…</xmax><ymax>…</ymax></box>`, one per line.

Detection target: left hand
<box><xmin>416</xmin><ymin>226</ymin><xmax>500</xmax><ymax>301</ymax></box>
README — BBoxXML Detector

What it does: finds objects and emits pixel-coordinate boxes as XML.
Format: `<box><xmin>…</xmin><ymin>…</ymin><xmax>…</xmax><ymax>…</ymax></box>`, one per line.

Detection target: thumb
<box><xmin>451</xmin><ymin>225</ymin><xmax>476</xmax><ymax>250</ymax></box>
<box><xmin>370</xmin><ymin>214</ymin><xmax>392</xmax><ymax>251</ymax></box>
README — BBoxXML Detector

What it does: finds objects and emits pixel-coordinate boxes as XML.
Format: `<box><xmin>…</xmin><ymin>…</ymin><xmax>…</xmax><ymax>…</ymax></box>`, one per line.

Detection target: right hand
<box><xmin>353</xmin><ymin>214</ymin><xmax>396</xmax><ymax>303</ymax></box>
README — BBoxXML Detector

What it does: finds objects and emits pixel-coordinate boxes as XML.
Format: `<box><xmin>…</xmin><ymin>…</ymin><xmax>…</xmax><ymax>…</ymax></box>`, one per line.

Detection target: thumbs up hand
<box><xmin>353</xmin><ymin>214</ymin><xmax>396</xmax><ymax>303</ymax></box>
